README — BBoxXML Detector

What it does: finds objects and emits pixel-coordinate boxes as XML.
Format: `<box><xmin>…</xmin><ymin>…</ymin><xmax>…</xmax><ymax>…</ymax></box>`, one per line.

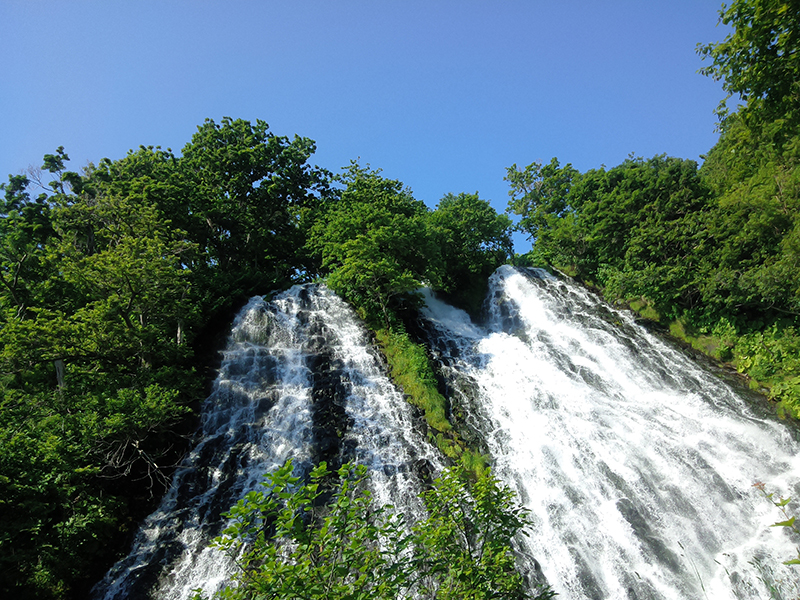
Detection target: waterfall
<box><xmin>92</xmin><ymin>284</ymin><xmax>439</xmax><ymax>600</ymax></box>
<box><xmin>95</xmin><ymin>269</ymin><xmax>800</xmax><ymax>600</ymax></box>
<box><xmin>420</xmin><ymin>265</ymin><xmax>800</xmax><ymax>600</ymax></box>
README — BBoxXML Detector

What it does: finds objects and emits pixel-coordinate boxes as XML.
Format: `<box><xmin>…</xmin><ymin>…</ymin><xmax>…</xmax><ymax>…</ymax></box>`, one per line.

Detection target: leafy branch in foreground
<box><xmin>195</xmin><ymin>461</ymin><xmax>555</xmax><ymax>600</ymax></box>
<box><xmin>753</xmin><ymin>481</ymin><xmax>800</xmax><ymax>566</ymax></box>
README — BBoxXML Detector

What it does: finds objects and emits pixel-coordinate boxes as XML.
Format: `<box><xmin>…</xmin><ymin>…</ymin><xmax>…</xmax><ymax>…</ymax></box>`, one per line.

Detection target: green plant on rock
<box><xmin>413</xmin><ymin>464</ymin><xmax>553</xmax><ymax>600</ymax></box>
<box><xmin>374</xmin><ymin>328</ymin><xmax>450</xmax><ymax>433</ymax></box>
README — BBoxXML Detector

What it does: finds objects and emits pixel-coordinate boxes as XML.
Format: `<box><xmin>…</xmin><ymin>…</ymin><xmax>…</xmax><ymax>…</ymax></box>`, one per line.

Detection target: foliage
<box><xmin>696</xmin><ymin>127</ymin><xmax>800</xmax><ymax>316</ymax></box>
<box><xmin>506</xmin><ymin>158</ymin><xmax>579</xmax><ymax>243</ymax></box>
<box><xmin>372</xmin><ymin>328</ymin><xmax>493</xmax><ymax>470</ymax></box>
<box><xmin>375</xmin><ymin>329</ymin><xmax>464</xmax><ymax>458</ymax></box>
<box><xmin>198</xmin><ymin>461</ymin><xmax>411</xmax><ymax>600</ymax></box>
<box><xmin>697</xmin><ymin>0</ymin><xmax>800</xmax><ymax>129</ymax></box>
<box><xmin>374</xmin><ymin>328</ymin><xmax>451</xmax><ymax>434</ymax></box>
<box><xmin>87</xmin><ymin>118</ymin><xmax>332</xmax><ymax>307</ymax></box>
<box><xmin>1</xmin><ymin>119</ymin><xmax>520</xmax><ymax>597</ymax></box>
<box><xmin>0</xmin><ymin>169</ymin><xmax>200</xmax><ymax>597</ymax></box>
<box><xmin>507</xmin><ymin>155</ymin><xmax>713</xmax><ymax>318</ymax></box>
<box><xmin>309</xmin><ymin>165</ymin><xmax>513</xmax><ymax>324</ymax></box>
<box><xmin>505</xmin><ymin>158</ymin><xmax>583</xmax><ymax>273</ymax></box>
<box><xmin>508</xmin><ymin>141</ymin><xmax>800</xmax><ymax>417</ymax></box>
<box><xmin>178</xmin><ymin>117</ymin><xmax>329</xmax><ymax>292</ymax></box>
<box><xmin>0</xmin><ymin>185</ymin><xmax>199</xmax><ymax>598</ymax></box>
<box><xmin>0</xmin><ymin>118</ymin><xmax>333</xmax><ymax>599</ymax></box>
<box><xmin>307</xmin><ymin>164</ymin><xmax>435</xmax><ymax>328</ymax></box>
<box><xmin>753</xmin><ymin>482</ymin><xmax>800</xmax><ymax>567</ymax></box>
<box><xmin>429</xmin><ymin>192</ymin><xmax>513</xmax><ymax>314</ymax></box>
<box><xmin>0</xmin><ymin>174</ymin><xmax>54</xmax><ymax>316</ymax></box>
<box><xmin>199</xmin><ymin>460</ymin><xmax>552</xmax><ymax>600</ymax></box>
<box><xmin>307</xmin><ymin>165</ymin><xmax>515</xmax><ymax>472</ymax></box>
<box><xmin>413</xmin><ymin>464</ymin><xmax>552</xmax><ymax>600</ymax></box>
<box><xmin>730</xmin><ymin>325</ymin><xmax>800</xmax><ymax>416</ymax></box>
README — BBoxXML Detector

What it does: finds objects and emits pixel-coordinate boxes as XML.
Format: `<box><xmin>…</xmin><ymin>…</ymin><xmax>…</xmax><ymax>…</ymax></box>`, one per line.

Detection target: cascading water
<box><xmin>92</xmin><ymin>284</ymin><xmax>439</xmax><ymax>600</ymax></box>
<box><xmin>420</xmin><ymin>265</ymin><xmax>800</xmax><ymax>600</ymax></box>
<box><xmin>95</xmin><ymin>269</ymin><xmax>800</xmax><ymax>599</ymax></box>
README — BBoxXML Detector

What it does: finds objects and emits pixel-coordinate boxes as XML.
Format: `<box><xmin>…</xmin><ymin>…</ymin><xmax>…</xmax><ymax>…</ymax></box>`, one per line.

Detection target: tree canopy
<box><xmin>430</xmin><ymin>192</ymin><xmax>513</xmax><ymax>313</ymax></box>
<box><xmin>0</xmin><ymin>118</ymin><xmax>334</xmax><ymax>598</ymax></box>
<box><xmin>698</xmin><ymin>0</ymin><xmax>800</xmax><ymax>128</ymax></box>
<box><xmin>307</xmin><ymin>164</ymin><xmax>434</xmax><ymax>328</ymax></box>
<box><xmin>308</xmin><ymin>164</ymin><xmax>512</xmax><ymax>327</ymax></box>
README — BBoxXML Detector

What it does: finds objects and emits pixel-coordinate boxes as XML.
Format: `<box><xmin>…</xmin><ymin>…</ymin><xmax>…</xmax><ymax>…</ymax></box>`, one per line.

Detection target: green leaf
<box><xmin>770</xmin><ymin>516</ymin><xmax>796</xmax><ymax>528</ymax></box>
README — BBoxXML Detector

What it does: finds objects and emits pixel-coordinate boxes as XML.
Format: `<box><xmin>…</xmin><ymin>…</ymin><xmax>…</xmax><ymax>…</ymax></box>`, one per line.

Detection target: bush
<box><xmin>196</xmin><ymin>460</ymin><xmax>554</xmax><ymax>600</ymax></box>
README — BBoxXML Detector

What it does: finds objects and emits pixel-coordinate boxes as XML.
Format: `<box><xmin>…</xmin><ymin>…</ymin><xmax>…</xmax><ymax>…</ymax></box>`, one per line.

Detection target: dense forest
<box><xmin>1</xmin><ymin>0</ymin><xmax>798</xmax><ymax>597</ymax></box>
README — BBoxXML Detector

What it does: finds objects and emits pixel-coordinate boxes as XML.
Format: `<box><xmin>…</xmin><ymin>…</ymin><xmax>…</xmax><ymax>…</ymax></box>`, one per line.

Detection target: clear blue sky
<box><xmin>1</xmin><ymin>1</ymin><xmax>730</xmax><ymax>251</ymax></box>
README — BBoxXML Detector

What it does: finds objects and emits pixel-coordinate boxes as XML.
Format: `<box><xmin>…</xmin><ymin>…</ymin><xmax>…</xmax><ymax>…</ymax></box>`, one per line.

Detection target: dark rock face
<box><xmin>308</xmin><ymin>348</ymin><xmax>352</xmax><ymax>468</ymax></box>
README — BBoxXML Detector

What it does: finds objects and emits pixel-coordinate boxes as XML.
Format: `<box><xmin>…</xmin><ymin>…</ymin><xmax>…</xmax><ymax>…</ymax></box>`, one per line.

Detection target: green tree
<box><xmin>413</xmin><ymin>465</ymin><xmax>550</xmax><ymax>600</ymax></box>
<box><xmin>200</xmin><ymin>461</ymin><xmax>411</xmax><ymax>600</ymax></box>
<box><xmin>505</xmin><ymin>158</ymin><xmax>586</xmax><ymax>273</ymax></box>
<box><xmin>200</xmin><ymin>461</ymin><xmax>553</xmax><ymax>600</ymax></box>
<box><xmin>52</xmin><ymin>195</ymin><xmax>198</xmax><ymax>368</ymax></box>
<box><xmin>0</xmin><ymin>177</ymin><xmax>198</xmax><ymax>599</ymax></box>
<box><xmin>429</xmin><ymin>192</ymin><xmax>513</xmax><ymax>313</ymax></box>
<box><xmin>590</xmin><ymin>156</ymin><xmax>712</xmax><ymax>317</ymax></box>
<box><xmin>696</xmin><ymin>0</ymin><xmax>800</xmax><ymax>319</ymax></box>
<box><xmin>0</xmin><ymin>153</ymin><xmax>198</xmax><ymax>599</ymax></box>
<box><xmin>698</xmin><ymin>0</ymin><xmax>800</xmax><ymax>128</ymax></box>
<box><xmin>86</xmin><ymin>118</ymin><xmax>332</xmax><ymax>308</ymax></box>
<box><xmin>179</xmin><ymin>117</ymin><xmax>330</xmax><ymax>296</ymax></box>
<box><xmin>505</xmin><ymin>158</ymin><xmax>579</xmax><ymax>245</ymax></box>
<box><xmin>697</xmin><ymin>111</ymin><xmax>800</xmax><ymax>320</ymax></box>
<box><xmin>0</xmin><ymin>174</ymin><xmax>56</xmax><ymax>317</ymax></box>
<box><xmin>307</xmin><ymin>164</ymin><xmax>435</xmax><ymax>328</ymax></box>
<box><xmin>506</xmin><ymin>155</ymin><xmax>711</xmax><ymax>304</ymax></box>
<box><xmin>0</xmin><ymin>119</ymin><xmax>333</xmax><ymax>598</ymax></box>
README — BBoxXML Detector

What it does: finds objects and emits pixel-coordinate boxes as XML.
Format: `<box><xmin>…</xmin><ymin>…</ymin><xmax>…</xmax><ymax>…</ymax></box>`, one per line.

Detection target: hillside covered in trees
<box><xmin>2</xmin><ymin>0</ymin><xmax>799</xmax><ymax>597</ymax></box>
<box><xmin>0</xmin><ymin>118</ymin><xmax>513</xmax><ymax>598</ymax></box>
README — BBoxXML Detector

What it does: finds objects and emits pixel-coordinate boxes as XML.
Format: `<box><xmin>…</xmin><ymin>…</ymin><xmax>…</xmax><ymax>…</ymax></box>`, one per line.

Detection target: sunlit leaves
<box><xmin>204</xmin><ymin>461</ymin><xmax>410</xmax><ymax>600</ymax></box>
<box><xmin>307</xmin><ymin>164</ymin><xmax>433</xmax><ymax>327</ymax></box>
<box><xmin>202</xmin><ymin>461</ymin><xmax>550</xmax><ymax>600</ymax></box>
<box><xmin>429</xmin><ymin>192</ymin><xmax>513</xmax><ymax>312</ymax></box>
<box><xmin>697</xmin><ymin>0</ymin><xmax>800</xmax><ymax>127</ymax></box>
<box><xmin>413</xmin><ymin>464</ymin><xmax>540</xmax><ymax>600</ymax></box>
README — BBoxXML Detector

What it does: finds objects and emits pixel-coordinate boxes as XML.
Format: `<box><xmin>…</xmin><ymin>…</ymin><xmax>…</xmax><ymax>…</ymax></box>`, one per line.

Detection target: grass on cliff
<box><xmin>373</xmin><ymin>327</ymin><xmax>488</xmax><ymax>473</ymax></box>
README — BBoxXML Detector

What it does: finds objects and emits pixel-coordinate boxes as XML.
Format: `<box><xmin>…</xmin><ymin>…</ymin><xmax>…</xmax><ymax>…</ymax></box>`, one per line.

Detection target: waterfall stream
<box><xmin>420</xmin><ymin>265</ymin><xmax>800</xmax><ymax>600</ymax></box>
<box><xmin>92</xmin><ymin>285</ymin><xmax>439</xmax><ymax>600</ymax></box>
<box><xmin>94</xmin><ymin>269</ymin><xmax>800</xmax><ymax>599</ymax></box>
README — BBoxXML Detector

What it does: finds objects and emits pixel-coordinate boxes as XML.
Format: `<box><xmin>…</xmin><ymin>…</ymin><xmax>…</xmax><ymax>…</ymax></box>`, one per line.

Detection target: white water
<box><xmin>92</xmin><ymin>285</ymin><xmax>439</xmax><ymax>600</ymax></box>
<box><xmin>421</xmin><ymin>266</ymin><xmax>800</xmax><ymax>600</ymax></box>
<box><xmin>95</xmin><ymin>270</ymin><xmax>800</xmax><ymax>599</ymax></box>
